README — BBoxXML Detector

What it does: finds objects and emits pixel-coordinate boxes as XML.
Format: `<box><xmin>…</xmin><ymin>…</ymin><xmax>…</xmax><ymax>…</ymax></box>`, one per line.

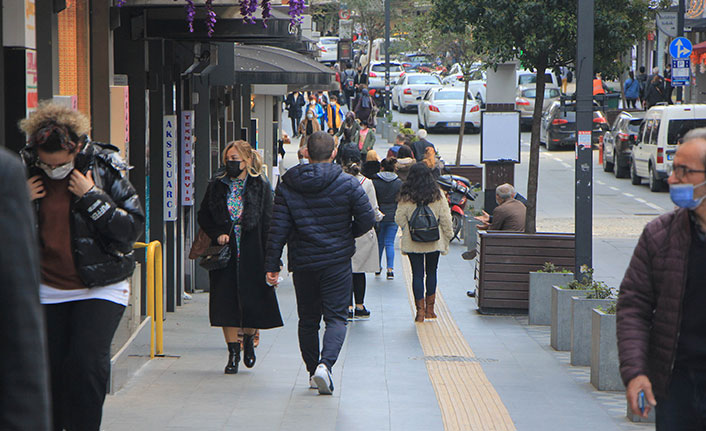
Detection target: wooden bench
<box><xmin>475</xmin><ymin>232</ymin><xmax>575</xmax><ymax>313</ymax></box>
<box><xmin>444</xmin><ymin>165</ymin><xmax>483</xmax><ymax>188</ymax></box>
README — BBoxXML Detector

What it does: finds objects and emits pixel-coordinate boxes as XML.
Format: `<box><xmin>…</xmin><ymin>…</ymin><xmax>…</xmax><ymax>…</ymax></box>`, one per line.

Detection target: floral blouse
<box><xmin>227</xmin><ymin>178</ymin><xmax>245</xmax><ymax>257</ymax></box>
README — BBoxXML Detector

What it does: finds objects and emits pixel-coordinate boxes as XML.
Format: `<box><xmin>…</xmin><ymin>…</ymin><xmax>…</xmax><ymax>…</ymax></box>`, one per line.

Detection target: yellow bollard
<box><xmin>134</xmin><ymin>240</ymin><xmax>164</xmax><ymax>359</ymax></box>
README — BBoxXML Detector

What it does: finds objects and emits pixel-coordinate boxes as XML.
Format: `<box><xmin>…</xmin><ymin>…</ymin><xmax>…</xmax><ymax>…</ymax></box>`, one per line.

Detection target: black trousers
<box><xmin>292</xmin><ymin>263</ymin><xmax>352</xmax><ymax>375</ymax></box>
<box><xmin>352</xmin><ymin>273</ymin><xmax>366</xmax><ymax>305</ymax></box>
<box><xmin>657</xmin><ymin>366</ymin><xmax>706</xmax><ymax>430</ymax></box>
<box><xmin>45</xmin><ymin>299</ymin><xmax>125</xmax><ymax>431</ymax></box>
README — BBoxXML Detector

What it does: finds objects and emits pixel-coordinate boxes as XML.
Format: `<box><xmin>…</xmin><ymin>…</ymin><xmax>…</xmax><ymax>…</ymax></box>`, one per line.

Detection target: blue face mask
<box><xmin>670</xmin><ymin>180</ymin><xmax>706</xmax><ymax>209</ymax></box>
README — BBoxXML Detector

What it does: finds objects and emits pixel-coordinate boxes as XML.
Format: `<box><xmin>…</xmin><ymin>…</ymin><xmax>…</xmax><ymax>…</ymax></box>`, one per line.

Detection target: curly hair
<box><xmin>398</xmin><ymin>162</ymin><xmax>441</xmax><ymax>205</ymax></box>
<box><xmin>19</xmin><ymin>101</ymin><xmax>91</xmax><ymax>138</ymax></box>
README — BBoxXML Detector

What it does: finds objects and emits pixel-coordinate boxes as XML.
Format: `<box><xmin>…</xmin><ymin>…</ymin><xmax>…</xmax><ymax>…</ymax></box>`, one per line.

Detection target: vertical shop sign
<box><xmin>164</xmin><ymin>115</ymin><xmax>178</xmax><ymax>221</ymax></box>
<box><xmin>181</xmin><ymin>111</ymin><xmax>195</xmax><ymax>206</ymax></box>
<box><xmin>26</xmin><ymin>49</ymin><xmax>38</xmax><ymax>116</ymax></box>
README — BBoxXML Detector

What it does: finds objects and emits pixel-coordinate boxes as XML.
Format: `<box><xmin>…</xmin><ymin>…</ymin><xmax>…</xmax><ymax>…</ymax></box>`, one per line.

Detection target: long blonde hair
<box><xmin>222</xmin><ymin>140</ymin><xmax>263</xmax><ymax>177</ymax></box>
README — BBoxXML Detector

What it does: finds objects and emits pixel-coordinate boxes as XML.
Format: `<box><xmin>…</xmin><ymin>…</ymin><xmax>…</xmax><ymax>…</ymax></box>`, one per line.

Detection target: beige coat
<box><xmin>351</xmin><ymin>175</ymin><xmax>384</xmax><ymax>272</ymax></box>
<box><xmin>395</xmin><ymin>196</ymin><xmax>453</xmax><ymax>255</ymax></box>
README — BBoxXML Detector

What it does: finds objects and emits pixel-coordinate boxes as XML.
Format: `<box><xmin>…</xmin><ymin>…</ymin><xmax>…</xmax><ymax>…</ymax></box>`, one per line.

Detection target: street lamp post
<box><xmin>384</xmin><ymin>0</ymin><xmax>390</xmax><ymax>112</ymax></box>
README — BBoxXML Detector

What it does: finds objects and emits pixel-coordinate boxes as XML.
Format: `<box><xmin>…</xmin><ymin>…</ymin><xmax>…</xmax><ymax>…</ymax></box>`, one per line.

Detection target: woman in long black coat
<box><xmin>198</xmin><ymin>140</ymin><xmax>283</xmax><ymax>375</ymax></box>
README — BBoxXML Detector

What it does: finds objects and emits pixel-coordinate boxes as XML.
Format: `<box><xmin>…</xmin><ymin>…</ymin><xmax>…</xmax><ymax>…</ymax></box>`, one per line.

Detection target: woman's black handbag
<box><xmin>198</xmin><ymin>244</ymin><xmax>231</xmax><ymax>271</ymax></box>
<box><xmin>408</xmin><ymin>204</ymin><xmax>440</xmax><ymax>243</ymax></box>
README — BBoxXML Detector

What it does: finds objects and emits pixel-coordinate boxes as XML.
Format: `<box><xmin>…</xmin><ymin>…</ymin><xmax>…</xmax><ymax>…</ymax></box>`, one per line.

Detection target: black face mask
<box><xmin>226</xmin><ymin>160</ymin><xmax>243</xmax><ymax>178</ymax></box>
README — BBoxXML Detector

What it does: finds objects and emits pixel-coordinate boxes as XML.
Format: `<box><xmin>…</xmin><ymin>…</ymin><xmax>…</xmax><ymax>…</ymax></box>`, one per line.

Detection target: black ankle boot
<box><xmin>243</xmin><ymin>333</ymin><xmax>256</xmax><ymax>368</ymax></box>
<box><xmin>225</xmin><ymin>342</ymin><xmax>240</xmax><ymax>374</ymax></box>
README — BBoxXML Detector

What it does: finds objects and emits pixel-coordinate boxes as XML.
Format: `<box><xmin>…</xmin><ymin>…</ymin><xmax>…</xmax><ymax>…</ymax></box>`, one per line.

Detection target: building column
<box><xmin>89</xmin><ymin>0</ymin><xmax>113</xmax><ymax>143</ymax></box>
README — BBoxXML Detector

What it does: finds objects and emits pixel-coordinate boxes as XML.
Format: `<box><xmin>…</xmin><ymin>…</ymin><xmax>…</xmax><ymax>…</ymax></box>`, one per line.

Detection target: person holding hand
<box><xmin>19</xmin><ymin>102</ymin><xmax>144</xmax><ymax>431</ymax></box>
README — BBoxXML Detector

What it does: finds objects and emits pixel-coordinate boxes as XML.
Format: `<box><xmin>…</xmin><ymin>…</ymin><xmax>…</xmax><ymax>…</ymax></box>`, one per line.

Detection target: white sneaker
<box><xmin>309</xmin><ymin>375</ymin><xmax>318</xmax><ymax>389</ymax></box>
<box><xmin>313</xmin><ymin>363</ymin><xmax>334</xmax><ymax>395</ymax></box>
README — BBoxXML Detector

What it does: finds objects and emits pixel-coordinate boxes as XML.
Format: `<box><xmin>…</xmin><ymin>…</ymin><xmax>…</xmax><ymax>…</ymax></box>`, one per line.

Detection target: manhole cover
<box><xmin>410</xmin><ymin>355</ymin><xmax>498</xmax><ymax>363</ymax></box>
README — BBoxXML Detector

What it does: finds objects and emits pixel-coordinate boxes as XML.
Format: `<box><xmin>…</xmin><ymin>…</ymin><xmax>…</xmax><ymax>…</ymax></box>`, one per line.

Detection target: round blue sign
<box><xmin>669</xmin><ymin>37</ymin><xmax>692</xmax><ymax>59</ymax></box>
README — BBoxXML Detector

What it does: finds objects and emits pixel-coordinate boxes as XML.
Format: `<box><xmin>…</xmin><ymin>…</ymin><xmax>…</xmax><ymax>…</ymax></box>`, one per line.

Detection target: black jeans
<box><xmin>657</xmin><ymin>366</ymin><xmax>706</xmax><ymax>430</ymax></box>
<box><xmin>292</xmin><ymin>263</ymin><xmax>352</xmax><ymax>375</ymax></box>
<box><xmin>352</xmin><ymin>273</ymin><xmax>366</xmax><ymax>305</ymax></box>
<box><xmin>45</xmin><ymin>299</ymin><xmax>125</xmax><ymax>431</ymax></box>
<box><xmin>290</xmin><ymin>116</ymin><xmax>300</xmax><ymax>136</ymax></box>
<box><xmin>407</xmin><ymin>252</ymin><xmax>440</xmax><ymax>300</ymax></box>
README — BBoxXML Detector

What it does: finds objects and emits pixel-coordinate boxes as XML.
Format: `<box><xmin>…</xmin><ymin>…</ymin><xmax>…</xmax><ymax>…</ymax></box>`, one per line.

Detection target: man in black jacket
<box><xmin>0</xmin><ymin>147</ymin><xmax>51</xmax><ymax>430</ymax></box>
<box><xmin>411</xmin><ymin>129</ymin><xmax>435</xmax><ymax>161</ymax></box>
<box><xmin>265</xmin><ymin>131</ymin><xmax>375</xmax><ymax>395</ymax></box>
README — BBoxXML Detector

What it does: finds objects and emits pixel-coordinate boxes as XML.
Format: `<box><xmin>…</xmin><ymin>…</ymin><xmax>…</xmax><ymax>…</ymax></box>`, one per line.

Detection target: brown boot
<box><xmin>415</xmin><ymin>299</ymin><xmax>425</xmax><ymax>322</ymax></box>
<box><xmin>425</xmin><ymin>294</ymin><xmax>437</xmax><ymax>319</ymax></box>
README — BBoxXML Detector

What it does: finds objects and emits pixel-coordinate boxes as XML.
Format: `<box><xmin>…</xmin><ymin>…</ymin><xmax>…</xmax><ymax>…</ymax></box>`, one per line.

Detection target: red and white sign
<box><xmin>181</xmin><ymin>110</ymin><xmax>195</xmax><ymax>206</ymax></box>
<box><xmin>26</xmin><ymin>49</ymin><xmax>38</xmax><ymax>116</ymax></box>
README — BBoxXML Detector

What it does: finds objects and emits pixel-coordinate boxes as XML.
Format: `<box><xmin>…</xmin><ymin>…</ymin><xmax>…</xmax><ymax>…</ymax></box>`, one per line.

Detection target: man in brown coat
<box><xmin>474</xmin><ymin>183</ymin><xmax>526</xmax><ymax>232</ymax></box>
<box><xmin>617</xmin><ymin>128</ymin><xmax>706</xmax><ymax>427</ymax></box>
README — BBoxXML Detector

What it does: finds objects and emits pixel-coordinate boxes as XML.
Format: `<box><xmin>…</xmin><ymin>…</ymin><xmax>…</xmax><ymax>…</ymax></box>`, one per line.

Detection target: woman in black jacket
<box><xmin>20</xmin><ymin>102</ymin><xmax>144</xmax><ymax>431</ymax></box>
<box><xmin>198</xmin><ymin>140</ymin><xmax>283</xmax><ymax>375</ymax></box>
<box><xmin>372</xmin><ymin>157</ymin><xmax>403</xmax><ymax>279</ymax></box>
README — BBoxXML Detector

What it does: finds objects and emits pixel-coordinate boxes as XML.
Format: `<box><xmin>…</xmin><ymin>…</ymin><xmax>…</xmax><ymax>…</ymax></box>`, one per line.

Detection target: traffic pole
<box><xmin>677</xmin><ymin>0</ymin><xmax>685</xmax><ymax>103</ymax></box>
<box><xmin>384</xmin><ymin>0</ymin><xmax>390</xmax><ymax>112</ymax></box>
<box><xmin>575</xmin><ymin>0</ymin><xmax>594</xmax><ymax>278</ymax></box>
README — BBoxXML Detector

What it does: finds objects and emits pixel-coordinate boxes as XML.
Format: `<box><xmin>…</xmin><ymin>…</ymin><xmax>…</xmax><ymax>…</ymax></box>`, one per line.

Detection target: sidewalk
<box><xmin>102</xmin><ymin>238</ymin><xmax>652</xmax><ymax>431</ymax></box>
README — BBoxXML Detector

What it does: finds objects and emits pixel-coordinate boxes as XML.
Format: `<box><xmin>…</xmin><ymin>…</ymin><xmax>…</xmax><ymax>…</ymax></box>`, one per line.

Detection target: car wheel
<box><xmin>649</xmin><ymin>164</ymin><xmax>666</xmax><ymax>192</ymax></box>
<box><xmin>398</xmin><ymin>97</ymin><xmax>405</xmax><ymax>113</ymax></box>
<box><xmin>452</xmin><ymin>212</ymin><xmax>464</xmax><ymax>241</ymax></box>
<box><xmin>603</xmin><ymin>146</ymin><xmax>614</xmax><ymax>172</ymax></box>
<box><xmin>630</xmin><ymin>159</ymin><xmax>642</xmax><ymax>185</ymax></box>
<box><xmin>614</xmin><ymin>153</ymin><xmax>629</xmax><ymax>178</ymax></box>
<box><xmin>547</xmin><ymin>139</ymin><xmax>559</xmax><ymax>151</ymax></box>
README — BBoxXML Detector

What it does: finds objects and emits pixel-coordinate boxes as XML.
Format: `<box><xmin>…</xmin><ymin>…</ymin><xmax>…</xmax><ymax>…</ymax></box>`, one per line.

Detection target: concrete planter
<box><xmin>551</xmin><ymin>286</ymin><xmax>589</xmax><ymax>351</ymax></box>
<box><xmin>591</xmin><ymin>309</ymin><xmax>625</xmax><ymax>391</ymax></box>
<box><xmin>571</xmin><ymin>297</ymin><xmax>613</xmax><ymax>366</ymax></box>
<box><xmin>529</xmin><ymin>272</ymin><xmax>574</xmax><ymax>325</ymax></box>
<box><xmin>388</xmin><ymin>126</ymin><xmax>398</xmax><ymax>144</ymax></box>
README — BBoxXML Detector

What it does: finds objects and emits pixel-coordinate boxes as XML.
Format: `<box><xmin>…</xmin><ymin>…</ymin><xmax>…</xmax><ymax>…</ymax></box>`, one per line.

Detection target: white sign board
<box><xmin>181</xmin><ymin>111</ymin><xmax>195</xmax><ymax>206</ymax></box>
<box><xmin>657</xmin><ymin>12</ymin><xmax>677</xmax><ymax>38</ymax></box>
<box><xmin>163</xmin><ymin>115</ymin><xmax>178</xmax><ymax>221</ymax></box>
<box><xmin>3</xmin><ymin>0</ymin><xmax>36</xmax><ymax>49</ymax></box>
<box><xmin>481</xmin><ymin>111</ymin><xmax>521</xmax><ymax>163</ymax></box>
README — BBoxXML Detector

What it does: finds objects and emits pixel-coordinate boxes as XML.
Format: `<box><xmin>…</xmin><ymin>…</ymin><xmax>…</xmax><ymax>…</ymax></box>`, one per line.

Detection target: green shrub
<box><xmin>538</xmin><ymin>262</ymin><xmax>571</xmax><ymax>273</ymax></box>
<box><xmin>560</xmin><ymin>265</ymin><xmax>616</xmax><ymax>300</ymax></box>
<box><xmin>597</xmin><ymin>301</ymin><xmax>617</xmax><ymax>314</ymax></box>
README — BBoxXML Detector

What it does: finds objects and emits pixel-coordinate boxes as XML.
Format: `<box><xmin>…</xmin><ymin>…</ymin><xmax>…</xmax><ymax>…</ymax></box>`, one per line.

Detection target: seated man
<box><xmin>466</xmin><ymin>183</ymin><xmax>526</xmax><ymax>297</ymax></box>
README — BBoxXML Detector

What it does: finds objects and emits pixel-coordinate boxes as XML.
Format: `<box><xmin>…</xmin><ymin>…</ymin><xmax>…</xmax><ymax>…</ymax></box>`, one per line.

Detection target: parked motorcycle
<box><xmin>437</xmin><ymin>174</ymin><xmax>478</xmax><ymax>241</ymax></box>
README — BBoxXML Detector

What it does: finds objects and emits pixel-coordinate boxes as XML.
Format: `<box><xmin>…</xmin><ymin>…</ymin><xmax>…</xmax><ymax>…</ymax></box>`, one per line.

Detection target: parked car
<box><xmin>517</xmin><ymin>69</ymin><xmax>561</xmax><ymax>88</ymax></box>
<box><xmin>401</xmin><ymin>53</ymin><xmax>434</xmax><ymax>72</ymax></box>
<box><xmin>515</xmin><ymin>84</ymin><xmax>562</xmax><ymax>129</ymax></box>
<box><xmin>417</xmin><ymin>87</ymin><xmax>481</xmax><ymax>132</ymax></box>
<box><xmin>539</xmin><ymin>100</ymin><xmax>609</xmax><ymax>151</ymax></box>
<box><xmin>631</xmin><ymin>104</ymin><xmax>706</xmax><ymax>191</ymax></box>
<box><xmin>391</xmin><ymin>73</ymin><xmax>443</xmax><ymax>112</ymax></box>
<box><xmin>317</xmin><ymin>37</ymin><xmax>339</xmax><ymax>64</ymax></box>
<box><xmin>602</xmin><ymin>111</ymin><xmax>645</xmax><ymax>178</ymax></box>
<box><xmin>368</xmin><ymin>61</ymin><xmax>405</xmax><ymax>90</ymax></box>
<box><xmin>443</xmin><ymin>67</ymin><xmax>487</xmax><ymax>107</ymax></box>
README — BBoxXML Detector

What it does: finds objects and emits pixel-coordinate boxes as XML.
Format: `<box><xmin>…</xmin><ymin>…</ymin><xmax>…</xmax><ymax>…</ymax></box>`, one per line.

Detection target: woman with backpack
<box><xmin>354</xmin><ymin>87</ymin><xmax>373</xmax><ymax>125</ymax></box>
<box><xmin>624</xmin><ymin>71</ymin><xmax>640</xmax><ymax>109</ymax></box>
<box><xmin>395</xmin><ymin>163</ymin><xmax>453</xmax><ymax>322</ymax></box>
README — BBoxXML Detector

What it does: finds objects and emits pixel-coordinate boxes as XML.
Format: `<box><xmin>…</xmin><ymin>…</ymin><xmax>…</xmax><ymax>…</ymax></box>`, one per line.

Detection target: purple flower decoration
<box><xmin>116</xmin><ymin>0</ymin><xmax>126</xmax><ymax>6</ymax></box>
<box><xmin>205</xmin><ymin>0</ymin><xmax>217</xmax><ymax>37</ymax></box>
<box><xmin>240</xmin><ymin>0</ymin><xmax>257</xmax><ymax>24</ymax></box>
<box><xmin>185</xmin><ymin>0</ymin><xmax>196</xmax><ymax>32</ymax></box>
<box><xmin>261</xmin><ymin>0</ymin><xmax>271</xmax><ymax>28</ymax></box>
<box><xmin>288</xmin><ymin>0</ymin><xmax>305</xmax><ymax>26</ymax></box>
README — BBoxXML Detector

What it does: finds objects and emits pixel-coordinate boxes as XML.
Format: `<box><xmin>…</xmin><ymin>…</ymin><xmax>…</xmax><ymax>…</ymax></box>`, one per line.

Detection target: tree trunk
<box><xmin>525</xmin><ymin>57</ymin><xmax>548</xmax><ymax>234</ymax></box>
<box><xmin>455</xmin><ymin>78</ymin><xmax>470</xmax><ymax>165</ymax></box>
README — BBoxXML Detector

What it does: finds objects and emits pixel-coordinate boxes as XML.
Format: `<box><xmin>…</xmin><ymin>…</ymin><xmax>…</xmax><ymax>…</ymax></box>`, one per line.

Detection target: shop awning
<box><xmin>234</xmin><ymin>45</ymin><xmax>338</xmax><ymax>92</ymax></box>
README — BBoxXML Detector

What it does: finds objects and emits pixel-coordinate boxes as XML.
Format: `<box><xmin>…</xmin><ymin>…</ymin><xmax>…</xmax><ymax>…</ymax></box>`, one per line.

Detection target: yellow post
<box><xmin>134</xmin><ymin>240</ymin><xmax>163</xmax><ymax>358</ymax></box>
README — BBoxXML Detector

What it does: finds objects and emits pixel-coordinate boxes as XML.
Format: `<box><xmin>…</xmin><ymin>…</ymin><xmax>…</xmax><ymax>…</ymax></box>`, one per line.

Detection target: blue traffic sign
<box><xmin>669</xmin><ymin>37</ymin><xmax>692</xmax><ymax>59</ymax></box>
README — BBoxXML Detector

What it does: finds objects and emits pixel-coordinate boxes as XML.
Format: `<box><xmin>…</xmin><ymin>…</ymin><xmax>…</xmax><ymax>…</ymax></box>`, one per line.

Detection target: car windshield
<box><xmin>522</xmin><ymin>88</ymin><xmax>561</xmax><ymax>98</ymax></box>
<box><xmin>434</xmin><ymin>91</ymin><xmax>471</xmax><ymax>100</ymax></box>
<box><xmin>628</xmin><ymin>119</ymin><xmax>643</xmax><ymax>134</ymax></box>
<box><xmin>667</xmin><ymin>119</ymin><xmax>706</xmax><ymax>145</ymax></box>
<box><xmin>408</xmin><ymin>75</ymin><xmax>441</xmax><ymax>85</ymax></box>
<box><xmin>372</xmin><ymin>64</ymin><xmax>403</xmax><ymax>73</ymax></box>
<box><xmin>518</xmin><ymin>73</ymin><xmax>554</xmax><ymax>85</ymax></box>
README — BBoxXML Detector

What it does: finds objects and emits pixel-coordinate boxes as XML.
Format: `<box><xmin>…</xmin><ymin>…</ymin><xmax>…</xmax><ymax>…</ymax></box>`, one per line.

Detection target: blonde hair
<box><xmin>19</xmin><ymin>100</ymin><xmax>91</xmax><ymax>137</ymax></box>
<box><xmin>423</xmin><ymin>146</ymin><xmax>436</xmax><ymax>169</ymax></box>
<box><xmin>366</xmin><ymin>149</ymin><xmax>379</xmax><ymax>162</ymax></box>
<box><xmin>222</xmin><ymin>140</ymin><xmax>263</xmax><ymax>177</ymax></box>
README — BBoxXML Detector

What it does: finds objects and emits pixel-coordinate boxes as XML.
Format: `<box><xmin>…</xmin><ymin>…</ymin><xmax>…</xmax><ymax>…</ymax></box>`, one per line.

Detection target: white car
<box><xmin>417</xmin><ymin>87</ymin><xmax>480</xmax><ymax>131</ymax></box>
<box><xmin>516</xmin><ymin>69</ymin><xmax>561</xmax><ymax>88</ymax></box>
<box><xmin>391</xmin><ymin>73</ymin><xmax>443</xmax><ymax>112</ymax></box>
<box><xmin>442</xmin><ymin>68</ymin><xmax>487</xmax><ymax>106</ymax></box>
<box><xmin>631</xmin><ymin>104</ymin><xmax>706</xmax><ymax>191</ymax></box>
<box><xmin>317</xmin><ymin>37</ymin><xmax>339</xmax><ymax>64</ymax></box>
<box><xmin>367</xmin><ymin>61</ymin><xmax>405</xmax><ymax>90</ymax></box>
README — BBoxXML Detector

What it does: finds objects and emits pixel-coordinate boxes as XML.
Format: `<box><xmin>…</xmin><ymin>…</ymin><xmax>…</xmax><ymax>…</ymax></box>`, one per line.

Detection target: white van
<box><xmin>631</xmin><ymin>104</ymin><xmax>706</xmax><ymax>191</ymax></box>
<box><xmin>516</xmin><ymin>69</ymin><xmax>561</xmax><ymax>88</ymax></box>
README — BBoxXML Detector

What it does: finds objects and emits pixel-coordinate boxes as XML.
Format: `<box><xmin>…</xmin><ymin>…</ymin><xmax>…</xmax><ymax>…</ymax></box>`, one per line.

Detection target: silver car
<box><xmin>391</xmin><ymin>73</ymin><xmax>443</xmax><ymax>113</ymax></box>
<box><xmin>367</xmin><ymin>61</ymin><xmax>405</xmax><ymax>90</ymax></box>
<box><xmin>417</xmin><ymin>87</ymin><xmax>481</xmax><ymax>132</ymax></box>
<box><xmin>515</xmin><ymin>84</ymin><xmax>561</xmax><ymax>128</ymax></box>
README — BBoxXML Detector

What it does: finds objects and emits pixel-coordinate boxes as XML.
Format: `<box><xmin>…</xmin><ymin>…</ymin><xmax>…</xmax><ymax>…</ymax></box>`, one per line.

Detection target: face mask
<box><xmin>307</xmin><ymin>113</ymin><xmax>314</xmax><ymax>119</ymax></box>
<box><xmin>226</xmin><ymin>160</ymin><xmax>243</xmax><ymax>178</ymax></box>
<box><xmin>670</xmin><ymin>180</ymin><xmax>706</xmax><ymax>209</ymax></box>
<box><xmin>40</xmin><ymin>160</ymin><xmax>74</xmax><ymax>180</ymax></box>
<box><xmin>299</xmin><ymin>158</ymin><xmax>309</xmax><ymax>165</ymax></box>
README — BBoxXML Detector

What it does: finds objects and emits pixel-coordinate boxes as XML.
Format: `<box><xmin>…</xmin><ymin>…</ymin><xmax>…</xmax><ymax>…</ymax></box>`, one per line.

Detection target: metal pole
<box><xmin>677</xmin><ymin>0</ymin><xmax>685</xmax><ymax>103</ymax></box>
<box><xmin>384</xmin><ymin>0</ymin><xmax>390</xmax><ymax>112</ymax></box>
<box><xmin>575</xmin><ymin>0</ymin><xmax>594</xmax><ymax>278</ymax></box>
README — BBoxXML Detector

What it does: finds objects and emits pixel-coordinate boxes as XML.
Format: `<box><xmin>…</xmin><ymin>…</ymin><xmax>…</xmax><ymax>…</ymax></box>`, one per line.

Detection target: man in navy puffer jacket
<box><xmin>266</xmin><ymin>131</ymin><xmax>375</xmax><ymax>395</ymax></box>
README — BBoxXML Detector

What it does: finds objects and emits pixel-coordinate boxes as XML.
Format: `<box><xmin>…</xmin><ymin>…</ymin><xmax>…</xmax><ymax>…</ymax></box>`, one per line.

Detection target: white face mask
<box><xmin>40</xmin><ymin>160</ymin><xmax>74</xmax><ymax>180</ymax></box>
<box><xmin>307</xmin><ymin>113</ymin><xmax>314</xmax><ymax>119</ymax></box>
<box><xmin>299</xmin><ymin>158</ymin><xmax>309</xmax><ymax>165</ymax></box>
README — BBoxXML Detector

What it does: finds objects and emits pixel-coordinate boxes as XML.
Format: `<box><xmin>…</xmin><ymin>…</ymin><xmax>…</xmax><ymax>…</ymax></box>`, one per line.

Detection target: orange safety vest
<box><xmin>593</xmin><ymin>78</ymin><xmax>606</xmax><ymax>95</ymax></box>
